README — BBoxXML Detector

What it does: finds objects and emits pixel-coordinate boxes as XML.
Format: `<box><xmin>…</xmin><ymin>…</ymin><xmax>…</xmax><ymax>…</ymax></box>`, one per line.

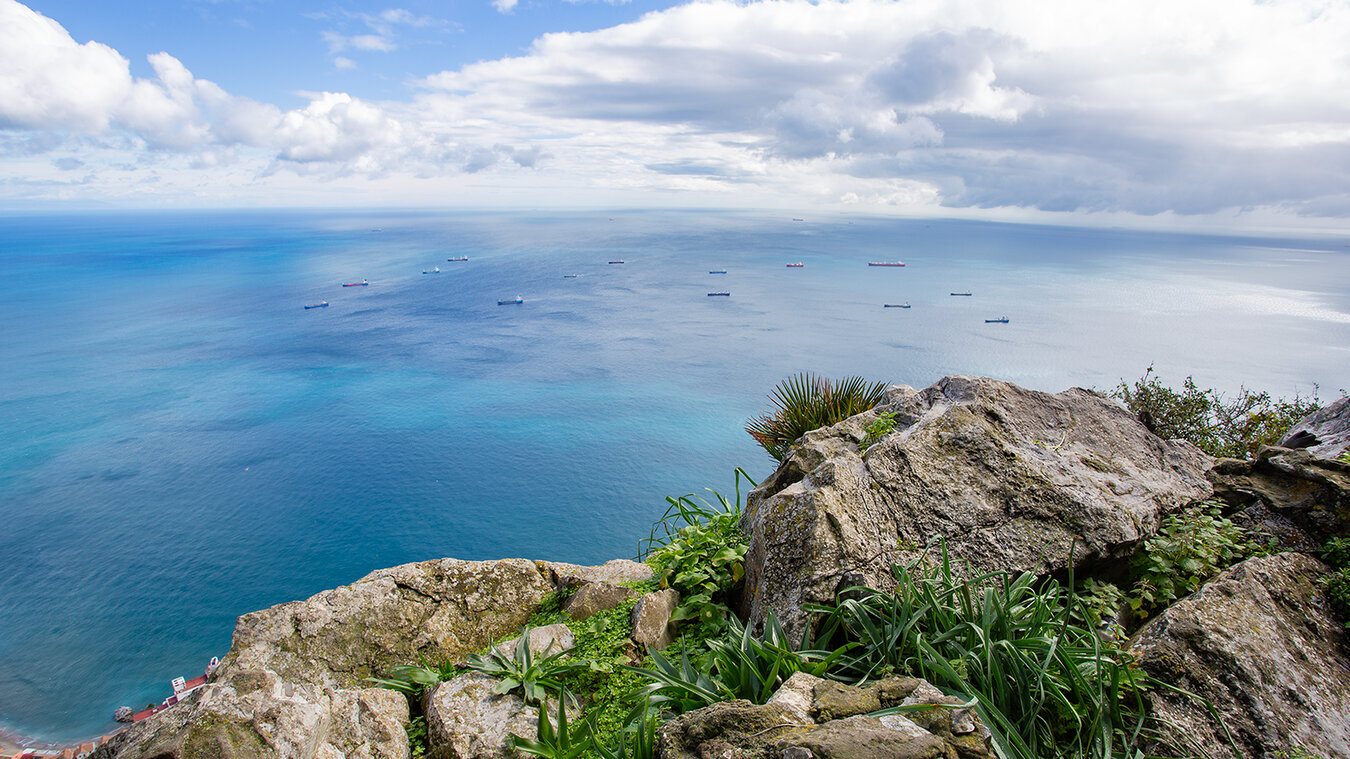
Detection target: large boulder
<box><xmin>656</xmin><ymin>672</ymin><xmax>992</xmax><ymax>759</ymax></box>
<box><xmin>740</xmin><ymin>375</ymin><xmax>1213</xmax><ymax>632</ymax></box>
<box><xmin>92</xmin><ymin>558</ymin><xmax>589</xmax><ymax>759</ymax></box>
<box><xmin>1130</xmin><ymin>552</ymin><xmax>1350</xmax><ymax>759</ymax></box>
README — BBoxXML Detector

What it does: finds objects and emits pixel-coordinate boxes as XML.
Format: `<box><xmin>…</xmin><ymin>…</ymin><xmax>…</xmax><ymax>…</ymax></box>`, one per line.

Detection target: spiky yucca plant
<box><xmin>745</xmin><ymin>373</ymin><xmax>889</xmax><ymax>462</ymax></box>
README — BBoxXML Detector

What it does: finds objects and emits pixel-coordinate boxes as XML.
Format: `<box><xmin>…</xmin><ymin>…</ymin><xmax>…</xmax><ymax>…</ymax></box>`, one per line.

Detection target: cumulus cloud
<box><xmin>4</xmin><ymin>0</ymin><xmax>1350</xmax><ymax>218</ymax></box>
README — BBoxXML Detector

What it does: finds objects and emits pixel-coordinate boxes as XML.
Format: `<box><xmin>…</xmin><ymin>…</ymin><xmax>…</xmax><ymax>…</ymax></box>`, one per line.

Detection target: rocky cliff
<box><xmin>91</xmin><ymin>376</ymin><xmax>1350</xmax><ymax>759</ymax></box>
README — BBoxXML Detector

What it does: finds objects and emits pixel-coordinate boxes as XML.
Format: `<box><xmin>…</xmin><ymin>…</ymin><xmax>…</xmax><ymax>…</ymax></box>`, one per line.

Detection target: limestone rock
<box><xmin>562</xmin><ymin>581</ymin><xmax>637</xmax><ymax>621</ymax></box>
<box><xmin>1130</xmin><ymin>552</ymin><xmax>1350</xmax><ymax>759</ymax></box>
<box><xmin>92</xmin><ymin>557</ymin><xmax>602</xmax><ymax>759</ymax></box>
<box><xmin>493</xmin><ymin>623</ymin><xmax>574</xmax><ymax>660</ymax></box>
<box><xmin>544</xmin><ymin>558</ymin><xmax>653</xmax><ymax>588</ymax></box>
<box><xmin>423</xmin><ymin>672</ymin><xmax>542</xmax><ymax>759</ymax></box>
<box><xmin>740</xmin><ymin>375</ymin><xmax>1213</xmax><ymax>632</ymax></box>
<box><xmin>657</xmin><ymin>673</ymin><xmax>992</xmax><ymax>759</ymax></box>
<box><xmin>630</xmin><ymin>589</ymin><xmax>679</xmax><ymax>651</ymax></box>
<box><xmin>90</xmin><ymin>670</ymin><xmax>409</xmax><ymax>759</ymax></box>
<box><xmin>222</xmin><ymin>558</ymin><xmax>556</xmax><ymax>689</ymax></box>
<box><xmin>1281</xmin><ymin>396</ymin><xmax>1350</xmax><ymax>460</ymax></box>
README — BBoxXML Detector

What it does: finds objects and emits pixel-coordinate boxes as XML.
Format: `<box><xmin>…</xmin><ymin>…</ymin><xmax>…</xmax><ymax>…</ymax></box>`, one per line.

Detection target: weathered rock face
<box><xmin>92</xmin><ymin>558</ymin><xmax>579</xmax><ymax>759</ymax></box>
<box><xmin>656</xmin><ymin>672</ymin><xmax>992</xmax><ymax>759</ymax></box>
<box><xmin>562</xmin><ymin>581</ymin><xmax>637</xmax><ymax>621</ymax></box>
<box><xmin>740</xmin><ymin>375</ymin><xmax>1213</xmax><ymax>632</ymax></box>
<box><xmin>423</xmin><ymin>672</ymin><xmax>547</xmax><ymax>759</ymax></box>
<box><xmin>92</xmin><ymin>673</ymin><xmax>409</xmax><ymax>759</ymax></box>
<box><xmin>1131</xmin><ymin>552</ymin><xmax>1350</xmax><ymax>759</ymax></box>
<box><xmin>630</xmin><ymin>589</ymin><xmax>679</xmax><ymax>651</ymax></box>
<box><xmin>1281</xmin><ymin>395</ymin><xmax>1350</xmax><ymax>460</ymax></box>
<box><xmin>1210</xmin><ymin>446</ymin><xmax>1350</xmax><ymax>545</ymax></box>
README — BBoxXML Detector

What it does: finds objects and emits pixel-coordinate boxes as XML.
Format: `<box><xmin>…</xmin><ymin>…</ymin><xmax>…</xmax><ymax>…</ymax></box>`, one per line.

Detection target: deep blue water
<box><xmin>1</xmin><ymin>209</ymin><xmax>1347</xmax><ymax>743</ymax></box>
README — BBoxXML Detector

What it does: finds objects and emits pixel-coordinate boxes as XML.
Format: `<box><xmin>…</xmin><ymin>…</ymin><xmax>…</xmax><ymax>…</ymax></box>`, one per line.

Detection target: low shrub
<box><xmin>1112</xmin><ymin>366</ymin><xmax>1319</xmax><ymax>459</ymax></box>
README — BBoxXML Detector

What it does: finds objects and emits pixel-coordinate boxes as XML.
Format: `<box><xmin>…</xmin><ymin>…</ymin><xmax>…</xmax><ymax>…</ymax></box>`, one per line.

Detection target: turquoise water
<box><xmin>1</xmin><ymin>210</ymin><xmax>1347</xmax><ymax>743</ymax></box>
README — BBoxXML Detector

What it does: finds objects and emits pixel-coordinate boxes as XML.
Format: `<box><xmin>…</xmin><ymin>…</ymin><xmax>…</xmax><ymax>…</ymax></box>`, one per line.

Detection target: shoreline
<box><xmin>0</xmin><ymin>725</ymin><xmax>118</xmax><ymax>757</ymax></box>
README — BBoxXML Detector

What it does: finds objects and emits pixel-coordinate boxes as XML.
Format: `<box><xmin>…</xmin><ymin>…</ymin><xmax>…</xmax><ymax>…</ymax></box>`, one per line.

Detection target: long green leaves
<box><xmin>746</xmin><ymin>372</ymin><xmax>889</xmax><ymax>461</ymax></box>
<box><xmin>628</xmin><ymin>611</ymin><xmax>845</xmax><ymax>715</ymax></box>
<box><xmin>808</xmin><ymin>546</ymin><xmax>1157</xmax><ymax>759</ymax></box>
<box><xmin>465</xmin><ymin>627</ymin><xmax>595</xmax><ymax>706</ymax></box>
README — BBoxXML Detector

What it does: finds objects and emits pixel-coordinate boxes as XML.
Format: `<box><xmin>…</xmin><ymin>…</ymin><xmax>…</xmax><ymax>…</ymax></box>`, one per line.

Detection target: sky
<box><xmin>3</xmin><ymin>0</ymin><xmax>1350</xmax><ymax>228</ymax></box>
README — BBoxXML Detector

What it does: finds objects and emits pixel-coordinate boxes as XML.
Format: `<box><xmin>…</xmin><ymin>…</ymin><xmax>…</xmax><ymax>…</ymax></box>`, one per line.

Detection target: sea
<box><xmin>1</xmin><ymin>209</ymin><xmax>1347</xmax><ymax>745</ymax></box>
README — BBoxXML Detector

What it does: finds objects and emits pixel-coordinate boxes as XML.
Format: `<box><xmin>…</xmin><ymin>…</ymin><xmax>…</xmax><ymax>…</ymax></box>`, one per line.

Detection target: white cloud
<box><xmin>3</xmin><ymin>0</ymin><xmax>1350</xmax><ymax>220</ymax></box>
<box><xmin>492</xmin><ymin>0</ymin><xmax>520</xmax><ymax>14</ymax></box>
<box><xmin>0</xmin><ymin>0</ymin><xmax>132</xmax><ymax>132</ymax></box>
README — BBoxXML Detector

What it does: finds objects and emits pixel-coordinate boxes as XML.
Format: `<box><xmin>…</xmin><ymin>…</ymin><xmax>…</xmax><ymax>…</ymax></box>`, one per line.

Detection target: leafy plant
<box><xmin>746</xmin><ymin>372</ymin><xmax>889</xmax><ymax>461</ymax></box>
<box><xmin>808</xmin><ymin>544</ymin><xmax>1168</xmax><ymax>759</ymax></box>
<box><xmin>1127</xmin><ymin>502</ymin><xmax>1253</xmax><ymax>619</ymax></box>
<box><xmin>630</xmin><ymin>611</ymin><xmax>842</xmax><ymax>714</ymax></box>
<box><xmin>406</xmin><ymin>715</ymin><xmax>428</xmax><ymax>759</ymax></box>
<box><xmin>1321</xmin><ymin>537</ymin><xmax>1350</xmax><ymax>570</ymax></box>
<box><xmin>553</xmin><ymin>594</ymin><xmax>650</xmax><ymax>755</ymax></box>
<box><xmin>368</xmin><ymin>655</ymin><xmax>461</xmax><ymax>697</ymax></box>
<box><xmin>465</xmin><ymin>627</ymin><xmax>595</xmax><ymax>706</ymax></box>
<box><xmin>1073</xmin><ymin>578</ymin><xmax>1126</xmax><ymax>642</ymax></box>
<box><xmin>859</xmin><ymin>411</ymin><xmax>898</xmax><ymax>452</ymax></box>
<box><xmin>509</xmin><ymin>688</ymin><xmax>594</xmax><ymax>759</ymax></box>
<box><xmin>1324</xmin><ymin>568</ymin><xmax>1350</xmax><ymax>629</ymax></box>
<box><xmin>642</xmin><ymin>470</ymin><xmax>754</xmax><ymax>629</ymax></box>
<box><xmin>1112</xmin><ymin>366</ymin><xmax>1319</xmax><ymax>459</ymax></box>
<box><xmin>592</xmin><ymin>702</ymin><xmax>658</xmax><ymax>759</ymax></box>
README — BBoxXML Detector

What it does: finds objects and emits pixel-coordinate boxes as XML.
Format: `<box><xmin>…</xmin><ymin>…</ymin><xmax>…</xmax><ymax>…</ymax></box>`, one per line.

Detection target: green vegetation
<box><xmin>1321</xmin><ymin>538</ymin><xmax>1350</xmax><ymax>629</ymax></box>
<box><xmin>374</xmin><ymin>468</ymin><xmax>1252</xmax><ymax>759</ymax></box>
<box><xmin>1127</xmin><ymin>502</ymin><xmax>1255</xmax><ymax>619</ymax></box>
<box><xmin>1112</xmin><ymin>366</ymin><xmax>1319</xmax><ymax>459</ymax></box>
<box><xmin>632</xmin><ymin>611</ymin><xmax>840</xmax><ymax>713</ymax></box>
<box><xmin>640</xmin><ymin>469</ymin><xmax>754</xmax><ymax>629</ymax></box>
<box><xmin>809</xmin><ymin>546</ymin><xmax>1161</xmax><ymax>759</ymax></box>
<box><xmin>465</xmin><ymin>628</ymin><xmax>596</xmax><ymax>706</ymax></box>
<box><xmin>859</xmin><ymin>411</ymin><xmax>898</xmax><ymax>452</ymax></box>
<box><xmin>745</xmin><ymin>372</ymin><xmax>889</xmax><ymax>461</ymax></box>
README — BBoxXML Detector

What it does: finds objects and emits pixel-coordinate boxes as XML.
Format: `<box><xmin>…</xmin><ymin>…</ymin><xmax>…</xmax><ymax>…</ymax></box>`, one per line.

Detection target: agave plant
<box><xmin>745</xmin><ymin>373</ymin><xmax>889</xmax><ymax>462</ymax></box>
<box><xmin>465</xmin><ymin>627</ymin><xmax>595</xmax><ymax>706</ymax></box>
<box><xmin>367</xmin><ymin>654</ymin><xmax>460</xmax><ymax>696</ymax></box>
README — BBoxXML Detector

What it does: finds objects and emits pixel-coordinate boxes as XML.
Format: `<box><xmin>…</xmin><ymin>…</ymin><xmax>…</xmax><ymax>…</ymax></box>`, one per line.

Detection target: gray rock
<box><xmin>630</xmin><ymin>589</ymin><xmax>679</xmax><ymax>651</ymax></box>
<box><xmin>1209</xmin><ymin>446</ymin><xmax>1350</xmax><ymax>544</ymax></box>
<box><xmin>493</xmin><ymin>623</ymin><xmax>574</xmax><ymax>660</ymax></box>
<box><xmin>91</xmin><ymin>672</ymin><xmax>409</xmax><ymax>759</ymax></box>
<box><xmin>225</xmin><ymin>558</ymin><xmax>557</xmax><ymax>689</ymax></box>
<box><xmin>91</xmin><ymin>557</ymin><xmax>606</xmax><ymax>759</ymax></box>
<box><xmin>546</xmin><ymin>559</ymin><xmax>654</xmax><ymax>588</ymax></box>
<box><xmin>562</xmin><ymin>581</ymin><xmax>637</xmax><ymax>621</ymax></box>
<box><xmin>423</xmin><ymin>672</ymin><xmax>545</xmax><ymax>759</ymax></box>
<box><xmin>1131</xmin><ymin>552</ymin><xmax>1350</xmax><ymax>759</ymax></box>
<box><xmin>740</xmin><ymin>375</ymin><xmax>1213</xmax><ymax>632</ymax></box>
<box><xmin>1280</xmin><ymin>396</ymin><xmax>1350</xmax><ymax>460</ymax></box>
<box><xmin>656</xmin><ymin>674</ymin><xmax>993</xmax><ymax>759</ymax></box>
